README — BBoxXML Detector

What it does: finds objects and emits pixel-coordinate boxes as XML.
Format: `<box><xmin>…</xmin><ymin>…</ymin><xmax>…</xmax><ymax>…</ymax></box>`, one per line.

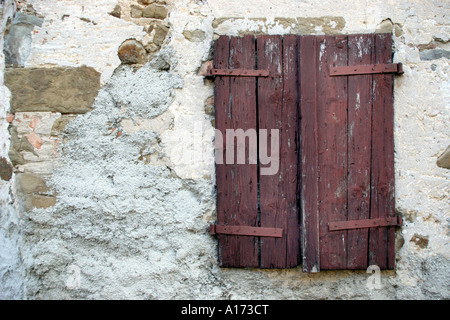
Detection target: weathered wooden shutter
<box><xmin>211</xmin><ymin>35</ymin><xmax>300</xmax><ymax>268</ymax></box>
<box><xmin>300</xmin><ymin>33</ymin><xmax>401</xmax><ymax>272</ymax></box>
<box><xmin>210</xmin><ymin>33</ymin><xmax>401</xmax><ymax>270</ymax></box>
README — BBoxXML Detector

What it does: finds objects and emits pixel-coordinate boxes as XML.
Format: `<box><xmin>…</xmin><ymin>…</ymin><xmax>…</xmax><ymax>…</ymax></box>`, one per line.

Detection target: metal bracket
<box><xmin>206</xmin><ymin>68</ymin><xmax>270</xmax><ymax>77</ymax></box>
<box><xmin>329</xmin><ymin>216</ymin><xmax>403</xmax><ymax>231</ymax></box>
<box><xmin>209</xmin><ymin>224</ymin><xmax>283</xmax><ymax>238</ymax></box>
<box><xmin>330</xmin><ymin>63</ymin><xmax>404</xmax><ymax>76</ymax></box>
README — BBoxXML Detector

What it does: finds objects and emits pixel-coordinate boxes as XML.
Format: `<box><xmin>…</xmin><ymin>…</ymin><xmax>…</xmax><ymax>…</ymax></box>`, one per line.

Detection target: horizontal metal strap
<box><xmin>329</xmin><ymin>216</ymin><xmax>403</xmax><ymax>231</ymax></box>
<box><xmin>207</xmin><ymin>68</ymin><xmax>270</xmax><ymax>77</ymax></box>
<box><xmin>330</xmin><ymin>63</ymin><xmax>403</xmax><ymax>76</ymax></box>
<box><xmin>209</xmin><ymin>224</ymin><xmax>283</xmax><ymax>237</ymax></box>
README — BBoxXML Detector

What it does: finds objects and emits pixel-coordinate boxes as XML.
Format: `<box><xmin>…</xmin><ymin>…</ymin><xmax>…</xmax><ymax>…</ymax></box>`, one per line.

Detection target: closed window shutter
<box><xmin>300</xmin><ymin>33</ymin><xmax>398</xmax><ymax>272</ymax></box>
<box><xmin>211</xmin><ymin>34</ymin><xmax>400</xmax><ymax>270</ymax></box>
<box><xmin>213</xmin><ymin>35</ymin><xmax>300</xmax><ymax>268</ymax></box>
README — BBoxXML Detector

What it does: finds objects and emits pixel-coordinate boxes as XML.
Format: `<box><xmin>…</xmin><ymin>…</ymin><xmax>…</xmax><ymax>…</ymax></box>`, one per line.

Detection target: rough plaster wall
<box><xmin>0</xmin><ymin>0</ymin><xmax>24</xmax><ymax>299</ymax></box>
<box><xmin>0</xmin><ymin>0</ymin><xmax>449</xmax><ymax>299</ymax></box>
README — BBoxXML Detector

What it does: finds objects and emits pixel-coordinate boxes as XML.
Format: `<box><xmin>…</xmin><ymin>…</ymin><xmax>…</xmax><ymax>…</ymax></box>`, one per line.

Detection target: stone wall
<box><xmin>0</xmin><ymin>0</ymin><xmax>448</xmax><ymax>299</ymax></box>
<box><xmin>0</xmin><ymin>0</ymin><xmax>24</xmax><ymax>299</ymax></box>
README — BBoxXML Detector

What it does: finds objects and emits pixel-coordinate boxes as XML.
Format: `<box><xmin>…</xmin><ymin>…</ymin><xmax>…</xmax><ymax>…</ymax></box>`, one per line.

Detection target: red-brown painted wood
<box><xmin>214</xmin><ymin>35</ymin><xmax>259</xmax><ymax>267</ymax></box>
<box><xmin>257</xmin><ymin>35</ymin><xmax>285</xmax><ymax>268</ymax></box>
<box><xmin>346</xmin><ymin>34</ymin><xmax>373</xmax><ymax>269</ymax></box>
<box><xmin>369</xmin><ymin>33</ymin><xmax>396</xmax><ymax>269</ymax></box>
<box><xmin>228</xmin><ymin>35</ymin><xmax>259</xmax><ymax>267</ymax></box>
<box><xmin>329</xmin><ymin>217</ymin><xmax>401</xmax><ymax>231</ymax></box>
<box><xmin>214</xmin><ymin>36</ymin><xmax>232</xmax><ymax>267</ymax></box>
<box><xmin>299</xmin><ymin>34</ymin><xmax>397</xmax><ymax>271</ymax></box>
<box><xmin>257</xmin><ymin>35</ymin><xmax>300</xmax><ymax>268</ymax></box>
<box><xmin>316</xmin><ymin>35</ymin><xmax>348</xmax><ymax>270</ymax></box>
<box><xmin>214</xmin><ymin>35</ymin><xmax>300</xmax><ymax>269</ymax></box>
<box><xmin>300</xmin><ymin>35</ymin><xmax>320</xmax><ymax>273</ymax></box>
<box><xmin>213</xmin><ymin>34</ymin><xmax>396</xmax><ymax>271</ymax></box>
<box><xmin>282</xmin><ymin>35</ymin><xmax>301</xmax><ymax>267</ymax></box>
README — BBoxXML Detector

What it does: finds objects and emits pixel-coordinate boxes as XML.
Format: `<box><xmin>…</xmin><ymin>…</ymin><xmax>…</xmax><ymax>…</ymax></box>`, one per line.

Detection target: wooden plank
<box><xmin>346</xmin><ymin>34</ymin><xmax>373</xmax><ymax>269</ymax></box>
<box><xmin>369</xmin><ymin>33</ymin><xmax>396</xmax><ymax>269</ymax></box>
<box><xmin>282</xmin><ymin>35</ymin><xmax>301</xmax><ymax>267</ymax></box>
<box><xmin>228</xmin><ymin>35</ymin><xmax>259</xmax><ymax>267</ymax></box>
<box><xmin>299</xmin><ymin>35</ymin><xmax>320</xmax><ymax>272</ymax></box>
<box><xmin>214</xmin><ymin>36</ymin><xmax>232</xmax><ymax>267</ymax></box>
<box><xmin>257</xmin><ymin>35</ymin><xmax>286</xmax><ymax>268</ymax></box>
<box><xmin>317</xmin><ymin>35</ymin><xmax>348</xmax><ymax>270</ymax></box>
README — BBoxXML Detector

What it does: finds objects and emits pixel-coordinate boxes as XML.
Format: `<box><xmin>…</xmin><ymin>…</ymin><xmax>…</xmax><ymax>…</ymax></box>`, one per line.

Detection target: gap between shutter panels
<box><xmin>211</xmin><ymin>34</ymin><xmax>400</xmax><ymax>271</ymax></box>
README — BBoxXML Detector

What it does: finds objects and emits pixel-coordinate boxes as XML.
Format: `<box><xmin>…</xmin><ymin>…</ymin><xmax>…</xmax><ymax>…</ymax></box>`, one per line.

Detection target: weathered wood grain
<box><xmin>215</xmin><ymin>35</ymin><xmax>259</xmax><ymax>267</ymax></box>
<box><xmin>300</xmin><ymin>35</ymin><xmax>320</xmax><ymax>272</ymax></box>
<box><xmin>257</xmin><ymin>35</ymin><xmax>284</xmax><ymax>268</ymax></box>
<box><xmin>316</xmin><ymin>35</ymin><xmax>348</xmax><ymax>270</ymax></box>
<box><xmin>369</xmin><ymin>33</ymin><xmax>396</xmax><ymax>269</ymax></box>
<box><xmin>347</xmin><ymin>34</ymin><xmax>373</xmax><ymax>269</ymax></box>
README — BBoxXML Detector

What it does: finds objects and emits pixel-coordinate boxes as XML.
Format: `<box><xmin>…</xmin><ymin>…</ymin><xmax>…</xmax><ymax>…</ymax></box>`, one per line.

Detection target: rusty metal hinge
<box><xmin>206</xmin><ymin>68</ymin><xmax>270</xmax><ymax>77</ymax></box>
<box><xmin>329</xmin><ymin>216</ymin><xmax>403</xmax><ymax>231</ymax></box>
<box><xmin>330</xmin><ymin>63</ymin><xmax>404</xmax><ymax>76</ymax></box>
<box><xmin>209</xmin><ymin>224</ymin><xmax>283</xmax><ymax>238</ymax></box>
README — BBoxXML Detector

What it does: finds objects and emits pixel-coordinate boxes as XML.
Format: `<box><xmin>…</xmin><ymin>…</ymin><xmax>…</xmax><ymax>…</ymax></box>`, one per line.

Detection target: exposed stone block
<box><xmin>0</xmin><ymin>158</ymin><xmax>13</xmax><ymax>181</ymax></box>
<box><xmin>198</xmin><ymin>60</ymin><xmax>212</xmax><ymax>76</ymax></box>
<box><xmin>8</xmin><ymin>126</ymin><xmax>35</xmax><ymax>166</ymax></box>
<box><xmin>5</xmin><ymin>66</ymin><xmax>101</xmax><ymax>114</ymax></box>
<box><xmin>50</xmin><ymin>116</ymin><xmax>76</xmax><ymax>136</ymax></box>
<box><xmin>420</xmin><ymin>49</ymin><xmax>450</xmax><ymax>61</ymax></box>
<box><xmin>118</xmin><ymin>39</ymin><xmax>148</xmax><ymax>65</ymax></box>
<box><xmin>145</xmin><ymin>42</ymin><xmax>161</xmax><ymax>53</ymax></box>
<box><xmin>15</xmin><ymin>173</ymin><xmax>56</xmax><ymax>209</ymax></box>
<box><xmin>109</xmin><ymin>5</ymin><xmax>121</xmax><ymax>18</ymax></box>
<box><xmin>437</xmin><ymin>145</ymin><xmax>450</xmax><ymax>169</ymax></box>
<box><xmin>183</xmin><ymin>29</ymin><xmax>206</xmax><ymax>42</ymax></box>
<box><xmin>138</xmin><ymin>0</ymin><xmax>166</xmax><ymax>5</ymax></box>
<box><xmin>26</xmin><ymin>132</ymin><xmax>43</xmax><ymax>150</ymax></box>
<box><xmin>375</xmin><ymin>19</ymin><xmax>394</xmax><ymax>34</ymax></box>
<box><xmin>204</xmin><ymin>95</ymin><xmax>214</xmax><ymax>116</ymax></box>
<box><xmin>130</xmin><ymin>5</ymin><xmax>143</xmax><ymax>18</ymax></box>
<box><xmin>142</xmin><ymin>4</ymin><xmax>168</xmax><ymax>19</ymax></box>
<box><xmin>153</xmin><ymin>24</ymin><xmax>169</xmax><ymax>46</ymax></box>
<box><xmin>31</xmin><ymin>195</ymin><xmax>56</xmax><ymax>209</ymax></box>
<box><xmin>138</xmin><ymin>0</ymin><xmax>155</xmax><ymax>4</ymax></box>
<box><xmin>16</xmin><ymin>173</ymin><xmax>49</xmax><ymax>194</ymax></box>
